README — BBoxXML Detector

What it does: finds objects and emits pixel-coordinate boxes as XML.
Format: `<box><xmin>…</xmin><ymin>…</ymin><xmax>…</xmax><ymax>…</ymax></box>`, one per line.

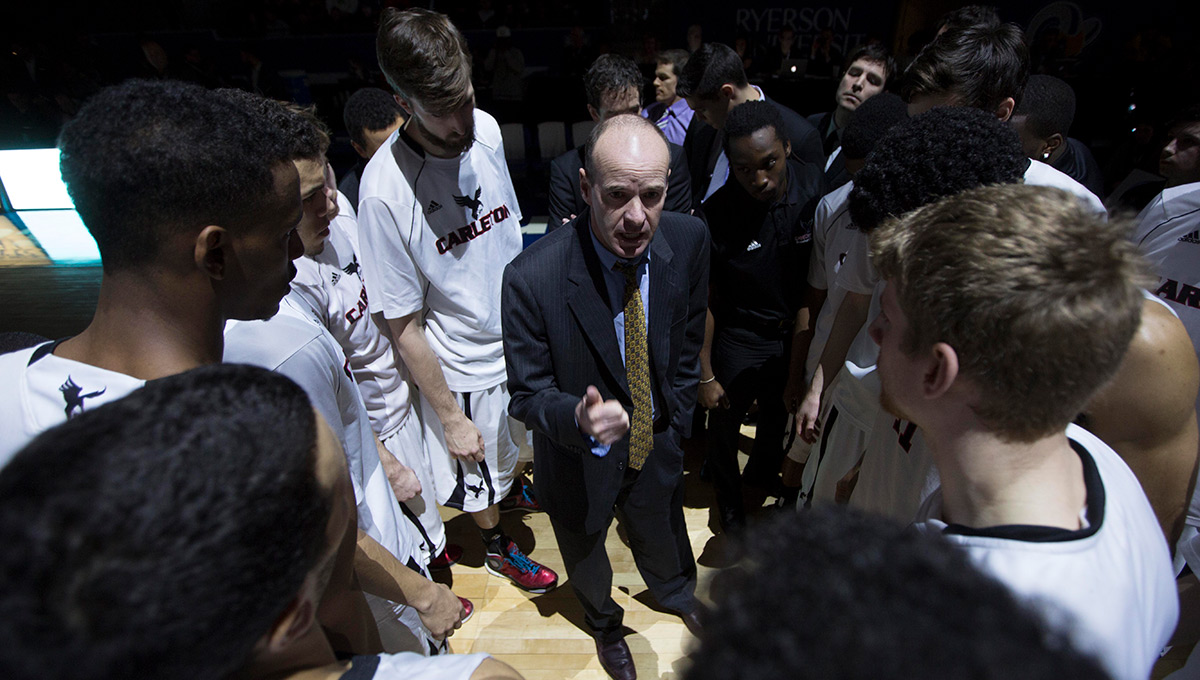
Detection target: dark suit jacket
<box><xmin>683</xmin><ymin>95</ymin><xmax>825</xmax><ymax>210</ymax></box>
<box><xmin>502</xmin><ymin>210</ymin><xmax>710</xmax><ymax>534</ymax></box>
<box><xmin>807</xmin><ymin>111</ymin><xmax>834</xmax><ymax>153</ymax></box>
<box><xmin>547</xmin><ymin>142</ymin><xmax>693</xmax><ymax>228</ymax></box>
<box><xmin>806</xmin><ymin>110</ymin><xmax>850</xmax><ymax>190</ymax></box>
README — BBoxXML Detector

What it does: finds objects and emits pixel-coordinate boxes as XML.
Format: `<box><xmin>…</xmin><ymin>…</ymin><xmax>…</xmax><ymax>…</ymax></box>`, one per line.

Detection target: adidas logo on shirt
<box><xmin>331</xmin><ymin>271</ymin><xmax>341</xmax><ymax>285</ymax></box>
<box><xmin>746</xmin><ymin>240</ymin><xmax>762</xmax><ymax>252</ymax></box>
<box><xmin>427</xmin><ymin>200</ymin><xmax>443</xmax><ymax>215</ymax></box>
<box><xmin>1178</xmin><ymin>230</ymin><xmax>1200</xmax><ymax>244</ymax></box>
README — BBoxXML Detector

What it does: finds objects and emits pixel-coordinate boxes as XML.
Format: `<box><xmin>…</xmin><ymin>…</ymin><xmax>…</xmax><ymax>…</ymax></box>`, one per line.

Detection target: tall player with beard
<box><xmin>357</xmin><ymin>8</ymin><xmax>557</xmax><ymax>593</ymax></box>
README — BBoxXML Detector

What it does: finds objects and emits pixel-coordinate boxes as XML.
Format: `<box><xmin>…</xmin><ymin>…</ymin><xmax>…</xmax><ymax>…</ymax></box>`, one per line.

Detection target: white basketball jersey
<box><xmin>850</xmin><ymin>410</ymin><xmax>938</xmax><ymax>521</ymax></box>
<box><xmin>357</xmin><ymin>109</ymin><xmax>522</xmax><ymax>392</ymax></box>
<box><xmin>806</xmin><ymin>181</ymin><xmax>872</xmax><ymax>382</ymax></box>
<box><xmin>914</xmin><ymin>424</ymin><xmax>1178</xmax><ymax>680</ymax></box>
<box><xmin>1134</xmin><ymin>182</ymin><xmax>1200</xmax><ymax>413</ymax></box>
<box><xmin>0</xmin><ymin>342</ymin><xmax>145</xmax><ymax>468</ymax></box>
<box><xmin>1024</xmin><ymin>159</ymin><xmax>1106</xmax><ymax>215</ymax></box>
<box><xmin>290</xmin><ymin>198</ymin><xmax>413</xmax><ymax>439</ymax></box>
<box><xmin>223</xmin><ymin>299</ymin><xmax>422</xmax><ymax>573</ymax></box>
<box><xmin>359</xmin><ymin>651</ymin><xmax>490</xmax><ymax>679</ymax></box>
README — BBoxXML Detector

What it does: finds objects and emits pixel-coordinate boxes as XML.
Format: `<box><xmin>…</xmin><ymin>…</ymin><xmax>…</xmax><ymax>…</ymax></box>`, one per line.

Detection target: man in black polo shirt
<box><xmin>699</xmin><ymin>101</ymin><xmax>826</xmax><ymax>532</ymax></box>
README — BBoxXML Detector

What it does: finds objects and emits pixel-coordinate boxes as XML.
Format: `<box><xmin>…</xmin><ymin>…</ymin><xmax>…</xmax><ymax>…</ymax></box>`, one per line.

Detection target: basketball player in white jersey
<box><xmin>357</xmin><ymin>8</ymin><xmax>556</xmax><ymax>592</ymax></box>
<box><xmin>871</xmin><ymin>184</ymin><xmax>1176</xmax><ymax>680</ymax></box>
<box><xmin>259</xmin><ymin>101</ymin><xmax>462</xmax><ymax>573</ymax></box>
<box><xmin>794</xmin><ymin>107</ymin><xmax>1029</xmax><ymax>512</ymax></box>
<box><xmin>0</xmin><ymin>364</ymin><xmax>522</xmax><ymax>680</ymax></box>
<box><xmin>780</xmin><ymin>93</ymin><xmax>907</xmax><ymax>494</ymax></box>
<box><xmin>0</xmin><ymin>80</ymin><xmax>297</xmax><ymax>463</ymax></box>
<box><xmin>0</xmin><ymin>80</ymin><xmax>458</xmax><ymax>655</ymax></box>
<box><xmin>215</xmin><ymin>91</ymin><xmax>467</xmax><ymax>653</ymax></box>
<box><xmin>794</xmin><ymin>18</ymin><xmax>1111</xmax><ymax>509</ymax></box>
<box><xmin>833</xmin><ymin>107</ymin><xmax>1199</xmax><ymax>545</ymax></box>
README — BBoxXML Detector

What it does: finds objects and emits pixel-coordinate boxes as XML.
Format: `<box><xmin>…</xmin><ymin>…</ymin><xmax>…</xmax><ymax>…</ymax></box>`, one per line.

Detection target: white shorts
<box><xmin>367</xmin><ymin>593</ymin><xmax>449</xmax><ymax>656</ymax></box>
<box><xmin>423</xmin><ymin>382</ymin><xmax>519</xmax><ymax>512</ymax></box>
<box><xmin>383</xmin><ymin>410</ymin><xmax>446</xmax><ymax>561</ymax></box>
<box><xmin>849</xmin><ymin>409</ymin><xmax>938</xmax><ymax>522</ymax></box>
<box><xmin>797</xmin><ymin>370</ymin><xmax>874</xmax><ymax>510</ymax></box>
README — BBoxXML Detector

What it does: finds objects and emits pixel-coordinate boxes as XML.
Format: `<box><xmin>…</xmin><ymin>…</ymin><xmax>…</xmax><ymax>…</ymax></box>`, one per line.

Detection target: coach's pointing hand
<box><xmin>576</xmin><ymin>385</ymin><xmax>630</xmax><ymax>446</ymax></box>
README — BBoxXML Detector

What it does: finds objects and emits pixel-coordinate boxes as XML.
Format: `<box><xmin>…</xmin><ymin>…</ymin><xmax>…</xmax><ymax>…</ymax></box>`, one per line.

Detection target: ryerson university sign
<box><xmin>730</xmin><ymin>5</ymin><xmax>893</xmax><ymax>55</ymax></box>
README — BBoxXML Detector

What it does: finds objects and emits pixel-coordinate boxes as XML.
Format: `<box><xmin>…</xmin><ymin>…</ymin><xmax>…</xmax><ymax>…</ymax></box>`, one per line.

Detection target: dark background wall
<box><xmin>3</xmin><ymin>0</ymin><xmax>1197</xmax><ymax>197</ymax></box>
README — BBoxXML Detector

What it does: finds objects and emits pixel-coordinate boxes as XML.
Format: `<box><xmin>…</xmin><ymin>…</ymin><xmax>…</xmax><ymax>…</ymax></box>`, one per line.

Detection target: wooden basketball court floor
<box><xmin>435</xmin><ymin>438</ymin><xmax>750</xmax><ymax>680</ymax></box>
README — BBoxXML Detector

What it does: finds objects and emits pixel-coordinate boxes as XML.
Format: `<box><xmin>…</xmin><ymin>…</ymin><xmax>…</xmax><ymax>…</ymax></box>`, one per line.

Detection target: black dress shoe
<box><xmin>596</xmin><ymin>637</ymin><xmax>637</xmax><ymax>680</ymax></box>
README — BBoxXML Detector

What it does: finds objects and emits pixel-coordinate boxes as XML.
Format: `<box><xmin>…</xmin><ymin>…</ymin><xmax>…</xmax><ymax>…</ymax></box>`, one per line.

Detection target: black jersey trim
<box><xmin>479</xmin><ymin>457</ymin><xmax>496</xmax><ymax>506</ymax></box>
<box><xmin>338</xmin><ymin>655</ymin><xmax>382</xmax><ymax>680</ymax></box>
<box><xmin>398</xmin><ymin>500</ymin><xmax>434</xmax><ymax>554</ymax></box>
<box><xmin>28</xmin><ymin>338</ymin><xmax>66</xmax><ymax>365</ymax></box>
<box><xmin>446</xmin><ymin>458</ymin><xmax>468</xmax><ymax>510</ymax></box>
<box><xmin>940</xmin><ymin>438</ymin><xmax>1104</xmax><ymax>543</ymax></box>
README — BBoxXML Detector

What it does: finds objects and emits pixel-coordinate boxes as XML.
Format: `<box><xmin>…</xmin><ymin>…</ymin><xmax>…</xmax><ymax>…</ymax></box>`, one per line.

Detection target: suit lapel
<box><xmin>567</xmin><ymin>212</ymin><xmax>630</xmax><ymax>398</ymax></box>
<box><xmin>648</xmin><ymin>227</ymin><xmax>678</xmax><ymax>381</ymax></box>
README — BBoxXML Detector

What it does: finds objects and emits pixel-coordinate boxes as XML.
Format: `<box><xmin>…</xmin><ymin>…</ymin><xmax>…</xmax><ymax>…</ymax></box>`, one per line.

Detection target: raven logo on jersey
<box><xmin>453</xmin><ymin>187</ymin><xmax>484</xmax><ymax>219</ymax></box>
<box><xmin>60</xmin><ymin>376</ymin><xmax>106</xmax><ymax>419</ymax></box>
<box><xmin>343</xmin><ymin>257</ymin><xmax>360</xmax><ymax>277</ymax></box>
<box><xmin>1155</xmin><ymin>278</ymin><xmax>1200</xmax><ymax>309</ymax></box>
<box><xmin>427</xmin><ymin>200</ymin><xmax>443</xmax><ymax>215</ymax></box>
<box><xmin>436</xmin><ymin>203</ymin><xmax>513</xmax><ymax>254</ymax></box>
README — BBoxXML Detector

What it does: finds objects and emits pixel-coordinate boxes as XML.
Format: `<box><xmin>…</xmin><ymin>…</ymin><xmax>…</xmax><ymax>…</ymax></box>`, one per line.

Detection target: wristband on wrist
<box><xmin>699</xmin><ymin>376</ymin><xmax>717</xmax><ymax>384</ymax></box>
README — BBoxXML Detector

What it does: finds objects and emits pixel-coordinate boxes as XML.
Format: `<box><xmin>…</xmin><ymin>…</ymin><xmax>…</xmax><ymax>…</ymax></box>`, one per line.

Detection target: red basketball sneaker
<box><xmin>485</xmin><ymin>538</ymin><xmax>558</xmax><ymax>593</ymax></box>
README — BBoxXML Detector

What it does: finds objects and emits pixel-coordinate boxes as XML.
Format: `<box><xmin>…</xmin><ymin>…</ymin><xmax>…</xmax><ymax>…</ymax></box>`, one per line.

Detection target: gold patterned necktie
<box><xmin>618</xmin><ymin>261</ymin><xmax>652</xmax><ymax>470</ymax></box>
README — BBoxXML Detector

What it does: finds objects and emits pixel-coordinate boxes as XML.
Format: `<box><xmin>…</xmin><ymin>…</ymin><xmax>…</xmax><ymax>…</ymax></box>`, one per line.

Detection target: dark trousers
<box><xmin>706</xmin><ymin>325</ymin><xmax>790</xmax><ymax>513</ymax></box>
<box><xmin>548</xmin><ymin>430</ymin><xmax>698</xmax><ymax>643</ymax></box>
